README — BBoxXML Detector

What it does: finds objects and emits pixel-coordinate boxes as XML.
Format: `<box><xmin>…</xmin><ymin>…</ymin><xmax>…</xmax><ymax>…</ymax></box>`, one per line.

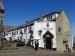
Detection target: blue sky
<box><xmin>3</xmin><ymin>0</ymin><xmax>75</xmax><ymax>37</ymax></box>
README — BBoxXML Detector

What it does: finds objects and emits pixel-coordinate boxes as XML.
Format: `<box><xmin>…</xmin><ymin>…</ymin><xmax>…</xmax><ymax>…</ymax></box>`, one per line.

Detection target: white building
<box><xmin>4</xmin><ymin>10</ymin><xmax>73</xmax><ymax>51</ymax></box>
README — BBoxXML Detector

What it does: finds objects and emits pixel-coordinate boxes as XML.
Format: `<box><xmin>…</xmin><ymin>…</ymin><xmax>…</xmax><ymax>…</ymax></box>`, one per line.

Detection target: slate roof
<box><xmin>5</xmin><ymin>10</ymin><xmax>62</xmax><ymax>32</ymax></box>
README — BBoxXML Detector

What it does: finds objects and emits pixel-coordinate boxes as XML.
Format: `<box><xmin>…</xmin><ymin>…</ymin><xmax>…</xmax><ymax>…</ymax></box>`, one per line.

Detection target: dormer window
<box><xmin>47</xmin><ymin>16</ymin><xmax>51</xmax><ymax>21</ymax></box>
<box><xmin>52</xmin><ymin>14</ymin><xmax>55</xmax><ymax>20</ymax></box>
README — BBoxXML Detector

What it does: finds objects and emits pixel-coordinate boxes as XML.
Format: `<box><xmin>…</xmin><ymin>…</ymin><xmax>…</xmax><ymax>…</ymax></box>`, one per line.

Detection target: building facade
<box><xmin>4</xmin><ymin>10</ymin><xmax>73</xmax><ymax>51</ymax></box>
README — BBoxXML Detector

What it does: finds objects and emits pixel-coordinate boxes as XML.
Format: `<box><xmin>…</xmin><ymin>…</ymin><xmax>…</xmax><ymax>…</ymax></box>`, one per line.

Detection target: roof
<box><xmin>6</xmin><ymin>10</ymin><xmax>62</xmax><ymax>32</ymax></box>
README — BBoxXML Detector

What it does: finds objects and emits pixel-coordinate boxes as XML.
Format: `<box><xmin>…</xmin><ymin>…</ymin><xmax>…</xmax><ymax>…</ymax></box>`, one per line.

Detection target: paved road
<box><xmin>0</xmin><ymin>45</ymin><xmax>75</xmax><ymax>56</ymax></box>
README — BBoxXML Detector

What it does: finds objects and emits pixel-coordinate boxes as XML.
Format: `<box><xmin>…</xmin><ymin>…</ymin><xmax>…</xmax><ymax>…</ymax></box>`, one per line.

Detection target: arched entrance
<box><xmin>43</xmin><ymin>31</ymin><xmax>54</xmax><ymax>49</ymax></box>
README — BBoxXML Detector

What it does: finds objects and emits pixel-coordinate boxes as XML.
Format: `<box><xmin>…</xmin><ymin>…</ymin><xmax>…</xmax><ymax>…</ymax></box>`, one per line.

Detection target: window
<box><xmin>63</xmin><ymin>40</ymin><xmax>68</xmax><ymax>43</ymax></box>
<box><xmin>38</xmin><ymin>30</ymin><xmax>42</xmax><ymax>36</ymax></box>
<box><xmin>20</xmin><ymin>36</ymin><xmax>22</xmax><ymax>40</ymax></box>
<box><xmin>24</xmin><ymin>28</ymin><xmax>27</xmax><ymax>33</ymax></box>
<box><xmin>12</xmin><ymin>31</ymin><xmax>15</xmax><ymax>35</ymax></box>
<box><xmin>58</xmin><ymin>27</ymin><xmax>61</xmax><ymax>32</ymax></box>
<box><xmin>18</xmin><ymin>37</ymin><xmax>19</xmax><ymax>40</ymax></box>
<box><xmin>2</xmin><ymin>9</ymin><xmax>4</xmax><ymax>14</ymax></box>
<box><xmin>12</xmin><ymin>31</ymin><xmax>14</xmax><ymax>35</ymax></box>
<box><xmin>0</xmin><ymin>9</ymin><xmax>4</xmax><ymax>14</ymax></box>
<box><xmin>0</xmin><ymin>10</ymin><xmax>1</xmax><ymax>13</ymax></box>
<box><xmin>20</xmin><ymin>30</ymin><xmax>23</xmax><ymax>34</ymax></box>
<box><xmin>47</xmin><ymin>23</ymin><xmax>49</xmax><ymax>27</ymax></box>
<box><xmin>17</xmin><ymin>30</ymin><xmax>18</xmax><ymax>34</ymax></box>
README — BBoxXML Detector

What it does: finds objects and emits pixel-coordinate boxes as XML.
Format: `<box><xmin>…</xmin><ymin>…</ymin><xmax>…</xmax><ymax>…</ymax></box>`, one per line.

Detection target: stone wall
<box><xmin>56</xmin><ymin>10</ymin><xmax>73</xmax><ymax>51</ymax></box>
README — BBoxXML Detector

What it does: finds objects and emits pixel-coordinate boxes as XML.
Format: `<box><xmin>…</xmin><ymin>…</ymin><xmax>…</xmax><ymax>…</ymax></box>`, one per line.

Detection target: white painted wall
<box><xmin>4</xmin><ymin>21</ymin><xmax>56</xmax><ymax>48</ymax></box>
<box><xmin>4</xmin><ymin>26</ymin><xmax>31</xmax><ymax>45</ymax></box>
<box><xmin>33</xmin><ymin>21</ymin><xmax>56</xmax><ymax>48</ymax></box>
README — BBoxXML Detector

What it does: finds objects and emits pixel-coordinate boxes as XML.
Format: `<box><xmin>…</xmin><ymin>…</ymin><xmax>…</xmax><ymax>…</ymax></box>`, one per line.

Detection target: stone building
<box><xmin>4</xmin><ymin>10</ymin><xmax>73</xmax><ymax>51</ymax></box>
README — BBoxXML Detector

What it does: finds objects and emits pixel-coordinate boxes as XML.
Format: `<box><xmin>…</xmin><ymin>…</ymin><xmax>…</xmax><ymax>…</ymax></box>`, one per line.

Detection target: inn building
<box><xmin>3</xmin><ymin>10</ymin><xmax>73</xmax><ymax>51</ymax></box>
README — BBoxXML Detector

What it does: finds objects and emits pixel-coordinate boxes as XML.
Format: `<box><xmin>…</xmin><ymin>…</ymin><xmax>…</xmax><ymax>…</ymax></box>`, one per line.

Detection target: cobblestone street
<box><xmin>0</xmin><ymin>45</ymin><xmax>75</xmax><ymax>56</ymax></box>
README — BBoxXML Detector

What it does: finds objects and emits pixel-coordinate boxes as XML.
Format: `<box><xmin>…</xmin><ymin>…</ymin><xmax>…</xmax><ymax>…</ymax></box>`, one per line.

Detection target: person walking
<box><xmin>34</xmin><ymin>40</ymin><xmax>39</xmax><ymax>51</ymax></box>
<box><xmin>34</xmin><ymin>40</ymin><xmax>39</xmax><ymax>56</ymax></box>
<box><xmin>65</xmin><ymin>44</ymin><xmax>71</xmax><ymax>53</ymax></box>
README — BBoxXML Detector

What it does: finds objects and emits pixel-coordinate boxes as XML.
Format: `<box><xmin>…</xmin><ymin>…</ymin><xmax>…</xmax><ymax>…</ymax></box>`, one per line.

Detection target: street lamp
<box><xmin>0</xmin><ymin>0</ymin><xmax>4</xmax><ymax>48</ymax></box>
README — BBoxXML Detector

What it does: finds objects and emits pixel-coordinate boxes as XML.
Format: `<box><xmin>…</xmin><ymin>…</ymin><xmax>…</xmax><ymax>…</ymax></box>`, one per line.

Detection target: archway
<box><xmin>43</xmin><ymin>31</ymin><xmax>54</xmax><ymax>49</ymax></box>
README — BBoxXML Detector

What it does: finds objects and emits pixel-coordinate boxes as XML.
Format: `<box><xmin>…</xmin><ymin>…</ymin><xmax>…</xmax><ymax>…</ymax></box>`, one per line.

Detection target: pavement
<box><xmin>0</xmin><ymin>45</ymin><xmax>75</xmax><ymax>56</ymax></box>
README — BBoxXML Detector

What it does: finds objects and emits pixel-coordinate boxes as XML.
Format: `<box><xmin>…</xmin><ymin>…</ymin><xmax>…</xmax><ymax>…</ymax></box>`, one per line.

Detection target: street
<box><xmin>0</xmin><ymin>45</ymin><xmax>75</xmax><ymax>56</ymax></box>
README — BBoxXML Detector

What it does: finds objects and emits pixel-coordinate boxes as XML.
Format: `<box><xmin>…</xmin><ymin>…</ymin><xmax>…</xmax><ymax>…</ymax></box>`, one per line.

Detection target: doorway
<box><xmin>63</xmin><ymin>40</ymin><xmax>68</xmax><ymax>51</ymax></box>
<box><xmin>43</xmin><ymin>31</ymin><xmax>53</xmax><ymax>49</ymax></box>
